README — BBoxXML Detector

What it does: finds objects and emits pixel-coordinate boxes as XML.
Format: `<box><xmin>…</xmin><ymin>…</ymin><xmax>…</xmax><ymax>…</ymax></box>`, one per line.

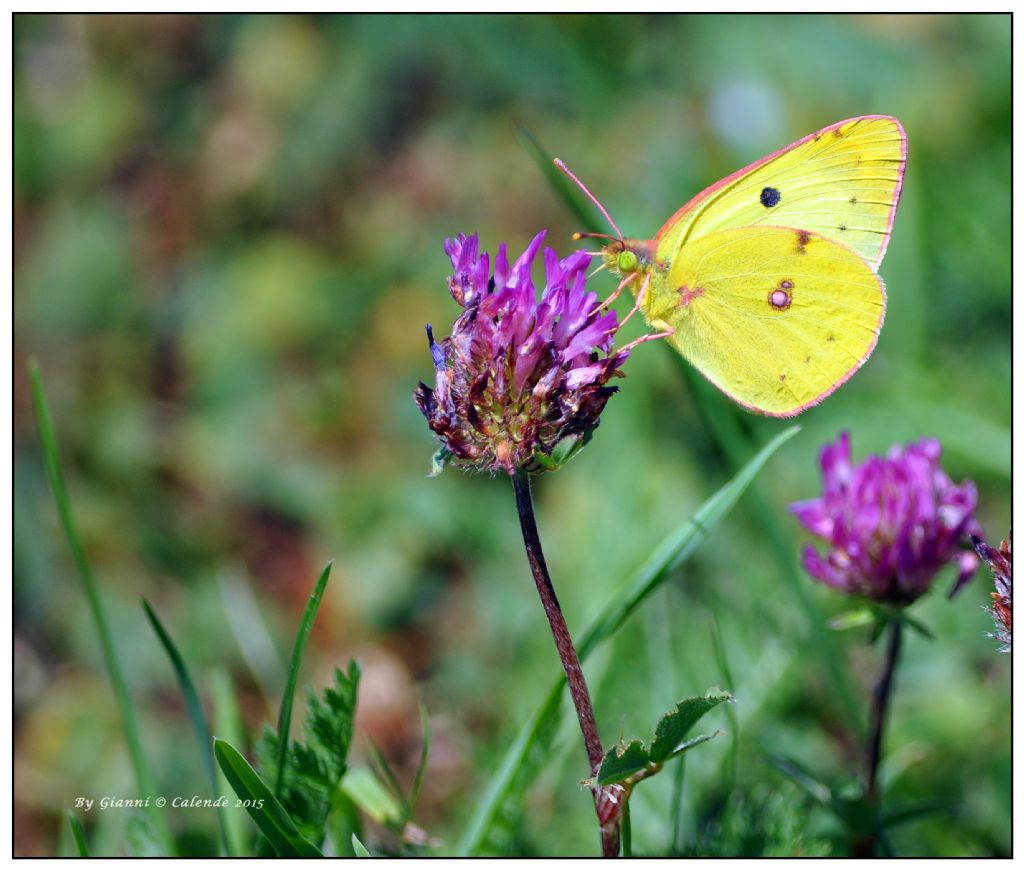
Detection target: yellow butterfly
<box><xmin>559</xmin><ymin>115</ymin><xmax>907</xmax><ymax>417</ymax></box>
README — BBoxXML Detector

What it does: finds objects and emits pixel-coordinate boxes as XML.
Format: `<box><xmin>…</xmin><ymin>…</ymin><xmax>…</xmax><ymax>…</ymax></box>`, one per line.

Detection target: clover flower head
<box><xmin>790</xmin><ymin>432</ymin><xmax>980</xmax><ymax>605</ymax></box>
<box><xmin>415</xmin><ymin>232</ymin><xmax>629</xmax><ymax>475</ymax></box>
<box><xmin>974</xmin><ymin>532</ymin><xmax>1011</xmax><ymax>652</ymax></box>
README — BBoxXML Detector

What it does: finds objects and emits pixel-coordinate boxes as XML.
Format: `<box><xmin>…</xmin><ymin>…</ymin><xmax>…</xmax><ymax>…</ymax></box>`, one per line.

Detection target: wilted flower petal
<box><xmin>974</xmin><ymin>533</ymin><xmax>1011</xmax><ymax>652</ymax></box>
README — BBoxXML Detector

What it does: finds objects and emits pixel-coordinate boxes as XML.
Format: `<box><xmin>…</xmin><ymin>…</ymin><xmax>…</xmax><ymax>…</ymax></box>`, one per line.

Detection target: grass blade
<box><xmin>514</xmin><ymin>122</ymin><xmax>605</xmax><ymax>236</ymax></box>
<box><xmin>883</xmin><ymin>799</ymin><xmax>954</xmax><ymax>828</ymax></box>
<box><xmin>67</xmin><ymin>812</ymin><xmax>89</xmax><ymax>857</ymax></box>
<box><xmin>456</xmin><ymin>689</ymin><xmax>561</xmax><ymax>856</ymax></box>
<box><xmin>274</xmin><ymin>561</ymin><xmax>333</xmax><ymax>796</ymax></box>
<box><xmin>27</xmin><ymin>360</ymin><xmax>171</xmax><ymax>852</ymax></box>
<box><xmin>457</xmin><ymin>425</ymin><xmax>800</xmax><ymax>855</ymax></box>
<box><xmin>210</xmin><ymin>667</ymin><xmax>252</xmax><ymax>856</ymax></box>
<box><xmin>767</xmin><ymin>755</ymin><xmax>833</xmax><ymax>807</ymax></box>
<box><xmin>408</xmin><ymin>705</ymin><xmax>431</xmax><ymax>818</ymax></box>
<box><xmin>213</xmin><ymin>738</ymin><xmax>322</xmax><ymax>857</ymax></box>
<box><xmin>670</xmin><ymin>754</ymin><xmax>687</xmax><ymax>854</ymax></box>
<box><xmin>141</xmin><ymin>599</ymin><xmax>231</xmax><ymax>854</ymax></box>
<box><xmin>708</xmin><ymin>615</ymin><xmax>739</xmax><ymax>791</ymax></box>
<box><xmin>351</xmin><ymin>833</ymin><xmax>372</xmax><ymax>857</ymax></box>
<box><xmin>217</xmin><ymin>568</ymin><xmax>285</xmax><ymax>709</ymax></box>
<box><xmin>578</xmin><ymin>425</ymin><xmax>800</xmax><ymax>656</ymax></box>
<box><xmin>341</xmin><ymin>766</ymin><xmax>406</xmax><ymax>828</ymax></box>
<box><xmin>366</xmin><ymin>739</ymin><xmax>409</xmax><ymax>817</ymax></box>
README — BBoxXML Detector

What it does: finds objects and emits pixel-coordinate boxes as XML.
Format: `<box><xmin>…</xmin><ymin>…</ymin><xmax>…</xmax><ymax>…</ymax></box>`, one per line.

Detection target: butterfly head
<box><xmin>601</xmin><ymin>238</ymin><xmax>657</xmax><ymax>279</ymax></box>
<box><xmin>614</xmin><ymin>247</ymin><xmax>637</xmax><ymax>274</ymax></box>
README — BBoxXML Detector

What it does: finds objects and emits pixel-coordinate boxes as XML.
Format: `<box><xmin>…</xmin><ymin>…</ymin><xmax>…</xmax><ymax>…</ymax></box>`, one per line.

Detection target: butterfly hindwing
<box><xmin>655</xmin><ymin>116</ymin><xmax>906</xmax><ymax>269</ymax></box>
<box><xmin>642</xmin><ymin>225</ymin><xmax>886</xmax><ymax>417</ymax></box>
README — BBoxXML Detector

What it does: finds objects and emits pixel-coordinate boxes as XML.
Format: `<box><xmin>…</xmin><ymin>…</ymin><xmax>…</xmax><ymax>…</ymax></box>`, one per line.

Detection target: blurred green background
<box><xmin>14</xmin><ymin>13</ymin><xmax>1009</xmax><ymax>857</ymax></box>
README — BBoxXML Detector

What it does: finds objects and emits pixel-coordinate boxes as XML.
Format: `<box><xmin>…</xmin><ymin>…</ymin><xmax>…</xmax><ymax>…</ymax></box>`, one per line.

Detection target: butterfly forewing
<box><xmin>644</xmin><ymin>226</ymin><xmax>886</xmax><ymax>417</ymax></box>
<box><xmin>655</xmin><ymin>116</ymin><xmax>906</xmax><ymax>269</ymax></box>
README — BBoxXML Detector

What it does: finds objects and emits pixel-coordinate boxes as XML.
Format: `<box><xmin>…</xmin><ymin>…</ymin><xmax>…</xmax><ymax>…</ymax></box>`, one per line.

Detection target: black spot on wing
<box><xmin>760</xmin><ymin>186</ymin><xmax>781</xmax><ymax>208</ymax></box>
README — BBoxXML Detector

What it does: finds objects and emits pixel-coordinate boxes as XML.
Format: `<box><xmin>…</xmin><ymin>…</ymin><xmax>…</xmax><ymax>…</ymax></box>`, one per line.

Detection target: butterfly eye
<box><xmin>617</xmin><ymin>250</ymin><xmax>638</xmax><ymax>273</ymax></box>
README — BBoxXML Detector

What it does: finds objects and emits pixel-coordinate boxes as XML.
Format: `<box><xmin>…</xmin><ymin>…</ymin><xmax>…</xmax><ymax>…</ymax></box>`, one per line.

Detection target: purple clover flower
<box><xmin>790</xmin><ymin>432</ymin><xmax>980</xmax><ymax>605</ymax></box>
<box><xmin>974</xmin><ymin>533</ymin><xmax>1011</xmax><ymax>652</ymax></box>
<box><xmin>415</xmin><ymin>232</ymin><xmax>628</xmax><ymax>475</ymax></box>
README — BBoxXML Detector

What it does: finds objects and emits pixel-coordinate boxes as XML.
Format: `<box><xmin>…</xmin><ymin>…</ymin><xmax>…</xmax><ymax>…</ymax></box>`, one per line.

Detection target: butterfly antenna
<box><xmin>553</xmin><ymin>158</ymin><xmax>624</xmax><ymax>241</ymax></box>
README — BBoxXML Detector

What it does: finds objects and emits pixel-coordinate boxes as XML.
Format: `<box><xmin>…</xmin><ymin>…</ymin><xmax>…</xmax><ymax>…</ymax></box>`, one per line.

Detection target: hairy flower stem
<box><xmin>866</xmin><ymin>620</ymin><xmax>902</xmax><ymax>800</ymax></box>
<box><xmin>511</xmin><ymin>470</ymin><xmax>619</xmax><ymax>857</ymax></box>
<box><xmin>858</xmin><ymin>619</ymin><xmax>903</xmax><ymax>856</ymax></box>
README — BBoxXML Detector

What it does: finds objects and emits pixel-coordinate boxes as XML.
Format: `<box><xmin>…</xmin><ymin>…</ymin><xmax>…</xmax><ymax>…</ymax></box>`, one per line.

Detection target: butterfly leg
<box><xmin>609</xmin><ymin>273</ymin><xmax>672</xmax><ymax>352</ymax></box>
<box><xmin>617</xmin><ymin>271</ymin><xmax>651</xmax><ymax>329</ymax></box>
<box><xmin>589</xmin><ymin>271</ymin><xmax>637</xmax><ymax>317</ymax></box>
<box><xmin>619</xmin><ymin>327</ymin><xmax>674</xmax><ymax>354</ymax></box>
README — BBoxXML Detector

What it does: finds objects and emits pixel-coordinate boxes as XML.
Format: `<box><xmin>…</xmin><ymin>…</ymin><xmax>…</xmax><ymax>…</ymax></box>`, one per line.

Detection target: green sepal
<box><xmin>897</xmin><ymin>609</ymin><xmax>934</xmax><ymax>640</ymax></box>
<box><xmin>428</xmin><ymin>446</ymin><xmax>452</xmax><ymax>477</ymax></box>
<box><xmin>530</xmin><ymin>451</ymin><xmax>560</xmax><ymax>472</ymax></box>
<box><xmin>530</xmin><ymin>431</ymin><xmax>592</xmax><ymax>473</ymax></box>
<box><xmin>550</xmin><ymin>432</ymin><xmax>589</xmax><ymax>467</ymax></box>
<box><xmin>828</xmin><ymin>608</ymin><xmax>875</xmax><ymax>631</ymax></box>
<box><xmin>863</xmin><ymin>602</ymin><xmax>934</xmax><ymax>643</ymax></box>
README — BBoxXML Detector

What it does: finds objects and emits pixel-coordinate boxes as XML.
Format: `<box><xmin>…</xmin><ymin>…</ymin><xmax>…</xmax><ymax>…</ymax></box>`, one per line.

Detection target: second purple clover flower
<box><xmin>790</xmin><ymin>432</ymin><xmax>981</xmax><ymax>606</ymax></box>
<box><xmin>416</xmin><ymin>232</ymin><xmax>631</xmax><ymax>476</ymax></box>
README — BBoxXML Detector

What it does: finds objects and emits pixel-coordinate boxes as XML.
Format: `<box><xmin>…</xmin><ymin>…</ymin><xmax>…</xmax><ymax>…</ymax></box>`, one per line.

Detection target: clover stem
<box><xmin>866</xmin><ymin>619</ymin><xmax>902</xmax><ymax>801</ymax></box>
<box><xmin>857</xmin><ymin>618</ymin><xmax>903</xmax><ymax>856</ymax></box>
<box><xmin>511</xmin><ymin>469</ymin><xmax>618</xmax><ymax>857</ymax></box>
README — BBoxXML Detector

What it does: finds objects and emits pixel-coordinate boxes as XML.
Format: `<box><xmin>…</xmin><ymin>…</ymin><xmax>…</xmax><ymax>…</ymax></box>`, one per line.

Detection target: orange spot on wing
<box><xmin>677</xmin><ymin>285</ymin><xmax>705</xmax><ymax>307</ymax></box>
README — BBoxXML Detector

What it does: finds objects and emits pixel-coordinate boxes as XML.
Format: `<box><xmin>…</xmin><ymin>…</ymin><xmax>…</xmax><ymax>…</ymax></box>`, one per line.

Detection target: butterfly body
<box><xmin>600</xmin><ymin>115</ymin><xmax>906</xmax><ymax>417</ymax></box>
